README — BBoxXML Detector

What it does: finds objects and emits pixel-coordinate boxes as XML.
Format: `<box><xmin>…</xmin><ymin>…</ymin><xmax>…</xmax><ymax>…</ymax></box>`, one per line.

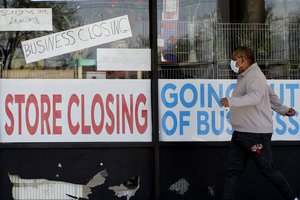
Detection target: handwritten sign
<box><xmin>21</xmin><ymin>15</ymin><xmax>132</xmax><ymax>63</ymax></box>
<box><xmin>97</xmin><ymin>48</ymin><xmax>151</xmax><ymax>71</ymax></box>
<box><xmin>0</xmin><ymin>8</ymin><xmax>52</xmax><ymax>31</ymax></box>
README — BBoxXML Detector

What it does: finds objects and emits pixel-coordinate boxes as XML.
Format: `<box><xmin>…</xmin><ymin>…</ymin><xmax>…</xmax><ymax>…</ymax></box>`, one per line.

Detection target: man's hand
<box><xmin>285</xmin><ymin>108</ymin><xmax>296</xmax><ymax>117</ymax></box>
<box><xmin>220</xmin><ymin>98</ymin><xmax>229</xmax><ymax>107</ymax></box>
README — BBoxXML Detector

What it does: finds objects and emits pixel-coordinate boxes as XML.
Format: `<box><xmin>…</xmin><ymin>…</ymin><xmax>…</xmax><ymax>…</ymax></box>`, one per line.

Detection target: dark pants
<box><xmin>223</xmin><ymin>131</ymin><xmax>295</xmax><ymax>200</ymax></box>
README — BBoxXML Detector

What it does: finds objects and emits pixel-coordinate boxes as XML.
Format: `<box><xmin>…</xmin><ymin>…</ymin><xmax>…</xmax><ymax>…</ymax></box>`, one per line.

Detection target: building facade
<box><xmin>0</xmin><ymin>0</ymin><xmax>299</xmax><ymax>200</ymax></box>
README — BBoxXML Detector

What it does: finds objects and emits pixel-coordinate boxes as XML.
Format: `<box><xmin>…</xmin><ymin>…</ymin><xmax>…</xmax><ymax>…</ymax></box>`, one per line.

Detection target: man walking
<box><xmin>220</xmin><ymin>47</ymin><xmax>298</xmax><ymax>200</ymax></box>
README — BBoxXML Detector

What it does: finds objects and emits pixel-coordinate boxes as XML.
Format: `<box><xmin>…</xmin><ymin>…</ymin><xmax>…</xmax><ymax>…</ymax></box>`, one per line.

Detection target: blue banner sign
<box><xmin>159</xmin><ymin>80</ymin><xmax>300</xmax><ymax>141</ymax></box>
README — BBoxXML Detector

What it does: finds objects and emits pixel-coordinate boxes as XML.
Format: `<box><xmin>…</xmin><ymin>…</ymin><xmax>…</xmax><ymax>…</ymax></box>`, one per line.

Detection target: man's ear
<box><xmin>240</xmin><ymin>56</ymin><xmax>245</xmax><ymax>63</ymax></box>
<box><xmin>240</xmin><ymin>57</ymin><xmax>248</xmax><ymax>67</ymax></box>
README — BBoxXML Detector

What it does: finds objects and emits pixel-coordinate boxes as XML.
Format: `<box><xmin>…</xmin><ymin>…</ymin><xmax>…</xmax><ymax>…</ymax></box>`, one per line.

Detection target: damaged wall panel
<box><xmin>169</xmin><ymin>178</ymin><xmax>190</xmax><ymax>195</ymax></box>
<box><xmin>1</xmin><ymin>145</ymin><xmax>299</xmax><ymax>200</ymax></box>
<box><xmin>160</xmin><ymin>145</ymin><xmax>300</xmax><ymax>200</ymax></box>
<box><xmin>9</xmin><ymin>170</ymin><xmax>108</xmax><ymax>200</ymax></box>
<box><xmin>109</xmin><ymin>176</ymin><xmax>140</xmax><ymax>200</ymax></box>
<box><xmin>0</xmin><ymin>148</ymin><xmax>153</xmax><ymax>200</ymax></box>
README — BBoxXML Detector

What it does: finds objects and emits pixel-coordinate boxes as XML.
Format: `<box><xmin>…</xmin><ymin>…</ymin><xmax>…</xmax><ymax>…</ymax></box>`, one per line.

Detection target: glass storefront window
<box><xmin>157</xmin><ymin>0</ymin><xmax>300</xmax><ymax>80</ymax></box>
<box><xmin>0</xmin><ymin>0</ymin><xmax>150</xmax><ymax>79</ymax></box>
<box><xmin>157</xmin><ymin>0</ymin><xmax>217</xmax><ymax>79</ymax></box>
<box><xmin>266</xmin><ymin>0</ymin><xmax>300</xmax><ymax>21</ymax></box>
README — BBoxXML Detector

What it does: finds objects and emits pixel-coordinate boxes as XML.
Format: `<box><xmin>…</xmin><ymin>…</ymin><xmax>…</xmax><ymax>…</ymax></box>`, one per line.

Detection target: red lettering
<box><xmin>91</xmin><ymin>94</ymin><xmax>104</xmax><ymax>134</ymax></box>
<box><xmin>53</xmin><ymin>94</ymin><xmax>62</xmax><ymax>134</ymax></box>
<box><xmin>122</xmin><ymin>95</ymin><xmax>133</xmax><ymax>134</ymax></box>
<box><xmin>25</xmin><ymin>94</ymin><xmax>39</xmax><ymax>135</ymax></box>
<box><xmin>41</xmin><ymin>95</ymin><xmax>51</xmax><ymax>134</ymax></box>
<box><xmin>135</xmin><ymin>94</ymin><xmax>148</xmax><ymax>134</ymax></box>
<box><xmin>81</xmin><ymin>95</ymin><xmax>91</xmax><ymax>134</ymax></box>
<box><xmin>5</xmin><ymin>94</ymin><xmax>14</xmax><ymax>135</ymax></box>
<box><xmin>68</xmin><ymin>94</ymin><xmax>80</xmax><ymax>135</ymax></box>
<box><xmin>15</xmin><ymin>94</ymin><xmax>25</xmax><ymax>135</ymax></box>
<box><xmin>116</xmin><ymin>94</ymin><xmax>120</xmax><ymax>134</ymax></box>
<box><xmin>105</xmin><ymin>94</ymin><xmax>114</xmax><ymax>134</ymax></box>
<box><xmin>3</xmin><ymin>92</ymin><xmax>149</xmax><ymax>138</ymax></box>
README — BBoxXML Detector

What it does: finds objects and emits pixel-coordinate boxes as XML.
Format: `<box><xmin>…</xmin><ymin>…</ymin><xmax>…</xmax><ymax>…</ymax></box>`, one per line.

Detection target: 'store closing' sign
<box><xmin>21</xmin><ymin>15</ymin><xmax>132</xmax><ymax>63</ymax></box>
<box><xmin>0</xmin><ymin>79</ymin><xmax>152</xmax><ymax>142</ymax></box>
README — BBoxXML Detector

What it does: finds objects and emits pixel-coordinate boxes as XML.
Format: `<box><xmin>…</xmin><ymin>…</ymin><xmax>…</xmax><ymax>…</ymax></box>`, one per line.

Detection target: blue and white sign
<box><xmin>159</xmin><ymin>80</ymin><xmax>300</xmax><ymax>141</ymax></box>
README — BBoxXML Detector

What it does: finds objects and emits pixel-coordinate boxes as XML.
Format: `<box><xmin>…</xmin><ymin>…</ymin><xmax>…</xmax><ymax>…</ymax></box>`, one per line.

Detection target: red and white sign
<box><xmin>0</xmin><ymin>79</ymin><xmax>151</xmax><ymax>143</ymax></box>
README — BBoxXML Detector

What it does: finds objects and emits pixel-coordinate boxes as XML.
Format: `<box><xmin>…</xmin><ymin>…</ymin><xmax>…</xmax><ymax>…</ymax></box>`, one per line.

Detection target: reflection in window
<box><xmin>266</xmin><ymin>0</ymin><xmax>300</xmax><ymax>21</ymax></box>
<box><xmin>157</xmin><ymin>0</ymin><xmax>217</xmax><ymax>79</ymax></box>
<box><xmin>157</xmin><ymin>0</ymin><xmax>300</xmax><ymax>80</ymax></box>
<box><xmin>0</xmin><ymin>0</ymin><xmax>150</xmax><ymax>79</ymax></box>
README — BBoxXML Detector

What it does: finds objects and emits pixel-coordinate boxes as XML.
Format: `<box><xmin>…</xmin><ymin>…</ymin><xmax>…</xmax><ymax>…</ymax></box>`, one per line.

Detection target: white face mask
<box><xmin>230</xmin><ymin>60</ymin><xmax>239</xmax><ymax>73</ymax></box>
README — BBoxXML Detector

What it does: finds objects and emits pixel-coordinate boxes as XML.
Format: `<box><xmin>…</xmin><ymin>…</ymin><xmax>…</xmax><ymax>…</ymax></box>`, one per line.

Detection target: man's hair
<box><xmin>234</xmin><ymin>47</ymin><xmax>255</xmax><ymax>64</ymax></box>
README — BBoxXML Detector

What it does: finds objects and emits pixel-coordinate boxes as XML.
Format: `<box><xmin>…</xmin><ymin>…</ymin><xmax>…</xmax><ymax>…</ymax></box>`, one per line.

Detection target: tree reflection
<box><xmin>0</xmin><ymin>0</ymin><xmax>81</xmax><ymax>70</ymax></box>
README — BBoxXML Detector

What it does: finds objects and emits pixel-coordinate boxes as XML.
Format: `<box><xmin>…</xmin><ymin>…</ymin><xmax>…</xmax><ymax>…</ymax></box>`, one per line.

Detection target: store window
<box><xmin>266</xmin><ymin>0</ymin><xmax>300</xmax><ymax>21</ymax></box>
<box><xmin>224</xmin><ymin>0</ymin><xmax>300</xmax><ymax>79</ymax></box>
<box><xmin>157</xmin><ymin>0</ymin><xmax>217</xmax><ymax>79</ymax></box>
<box><xmin>157</xmin><ymin>0</ymin><xmax>300</xmax><ymax>142</ymax></box>
<box><xmin>0</xmin><ymin>0</ymin><xmax>150</xmax><ymax>79</ymax></box>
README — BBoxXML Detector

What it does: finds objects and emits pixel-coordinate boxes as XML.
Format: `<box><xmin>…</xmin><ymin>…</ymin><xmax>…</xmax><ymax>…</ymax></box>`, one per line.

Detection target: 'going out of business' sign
<box><xmin>159</xmin><ymin>79</ymin><xmax>300</xmax><ymax>141</ymax></box>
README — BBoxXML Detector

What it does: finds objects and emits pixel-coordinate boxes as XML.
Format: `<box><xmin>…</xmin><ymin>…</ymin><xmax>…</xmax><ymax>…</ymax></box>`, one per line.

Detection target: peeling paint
<box><xmin>169</xmin><ymin>178</ymin><xmax>190</xmax><ymax>195</ymax></box>
<box><xmin>86</xmin><ymin>170</ymin><xmax>108</xmax><ymax>188</ymax></box>
<box><xmin>109</xmin><ymin>176</ymin><xmax>140</xmax><ymax>200</ymax></box>
<box><xmin>9</xmin><ymin>170</ymin><xmax>108</xmax><ymax>200</ymax></box>
<box><xmin>208</xmin><ymin>186</ymin><xmax>216</xmax><ymax>197</ymax></box>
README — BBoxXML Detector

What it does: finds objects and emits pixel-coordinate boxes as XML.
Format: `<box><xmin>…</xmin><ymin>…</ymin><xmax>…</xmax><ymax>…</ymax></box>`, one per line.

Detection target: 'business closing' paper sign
<box><xmin>21</xmin><ymin>15</ymin><xmax>132</xmax><ymax>63</ymax></box>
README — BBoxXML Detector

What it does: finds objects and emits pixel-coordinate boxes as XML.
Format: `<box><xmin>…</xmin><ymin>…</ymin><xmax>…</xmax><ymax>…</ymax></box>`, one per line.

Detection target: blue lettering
<box><xmin>161</xmin><ymin>83</ymin><xmax>178</xmax><ymax>108</ymax></box>
<box><xmin>180</xmin><ymin>83</ymin><xmax>197</xmax><ymax>108</ymax></box>
<box><xmin>162</xmin><ymin>111</ymin><xmax>177</xmax><ymax>135</ymax></box>
<box><xmin>197</xmin><ymin>111</ymin><xmax>209</xmax><ymax>135</ymax></box>
<box><xmin>226</xmin><ymin>83</ymin><xmax>236</xmax><ymax>97</ymax></box>
<box><xmin>275</xmin><ymin>113</ymin><xmax>286</xmax><ymax>135</ymax></box>
<box><xmin>200</xmin><ymin>83</ymin><xmax>205</xmax><ymax>107</ymax></box>
<box><xmin>286</xmin><ymin>84</ymin><xmax>299</xmax><ymax>107</ymax></box>
<box><xmin>212</xmin><ymin>111</ymin><xmax>224</xmax><ymax>135</ymax></box>
<box><xmin>180</xmin><ymin>111</ymin><xmax>190</xmax><ymax>135</ymax></box>
<box><xmin>226</xmin><ymin>111</ymin><xmax>233</xmax><ymax>135</ymax></box>
<box><xmin>208</xmin><ymin>83</ymin><xmax>222</xmax><ymax>107</ymax></box>
<box><xmin>288</xmin><ymin>112</ymin><xmax>299</xmax><ymax>135</ymax></box>
<box><xmin>269</xmin><ymin>83</ymin><xmax>284</xmax><ymax>104</ymax></box>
